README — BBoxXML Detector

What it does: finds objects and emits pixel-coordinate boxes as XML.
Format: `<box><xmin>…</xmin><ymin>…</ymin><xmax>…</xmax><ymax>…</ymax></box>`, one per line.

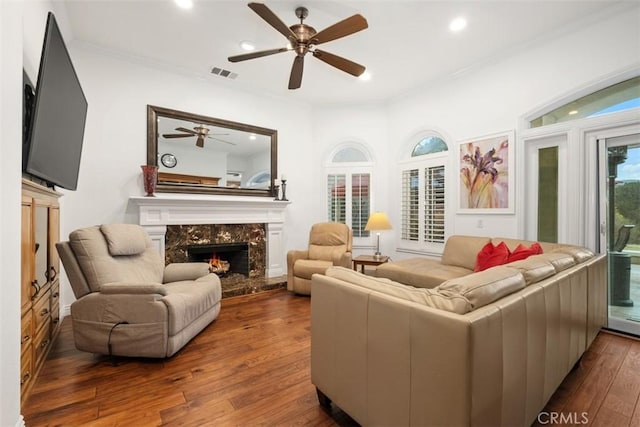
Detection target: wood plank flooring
<box><xmin>22</xmin><ymin>289</ymin><xmax>640</xmax><ymax>426</ymax></box>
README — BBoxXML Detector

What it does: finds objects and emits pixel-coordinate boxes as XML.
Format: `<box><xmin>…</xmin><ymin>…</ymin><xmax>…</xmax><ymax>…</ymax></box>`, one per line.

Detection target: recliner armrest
<box><xmin>333</xmin><ymin>251</ymin><xmax>352</xmax><ymax>269</ymax></box>
<box><xmin>99</xmin><ymin>282</ymin><xmax>168</xmax><ymax>296</ymax></box>
<box><xmin>163</xmin><ymin>263</ymin><xmax>211</xmax><ymax>283</ymax></box>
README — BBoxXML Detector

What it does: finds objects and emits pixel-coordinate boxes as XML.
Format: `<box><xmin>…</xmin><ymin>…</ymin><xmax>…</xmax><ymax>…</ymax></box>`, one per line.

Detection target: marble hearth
<box><xmin>130</xmin><ymin>194</ymin><xmax>290</xmax><ymax>297</ymax></box>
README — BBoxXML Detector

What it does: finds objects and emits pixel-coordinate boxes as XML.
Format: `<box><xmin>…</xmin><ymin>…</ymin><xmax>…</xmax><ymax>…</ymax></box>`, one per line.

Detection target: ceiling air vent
<box><xmin>211</xmin><ymin>67</ymin><xmax>238</xmax><ymax>80</ymax></box>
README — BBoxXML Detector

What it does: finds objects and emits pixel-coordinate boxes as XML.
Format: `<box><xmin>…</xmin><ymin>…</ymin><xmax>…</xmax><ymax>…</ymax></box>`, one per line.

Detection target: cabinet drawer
<box><xmin>21</xmin><ymin>312</ymin><xmax>34</xmax><ymax>354</ymax></box>
<box><xmin>33</xmin><ymin>317</ymin><xmax>52</xmax><ymax>368</ymax></box>
<box><xmin>51</xmin><ymin>301</ymin><xmax>60</xmax><ymax>333</ymax></box>
<box><xmin>51</xmin><ymin>280</ymin><xmax>60</xmax><ymax>305</ymax></box>
<box><xmin>20</xmin><ymin>346</ymin><xmax>34</xmax><ymax>396</ymax></box>
<box><xmin>32</xmin><ymin>289</ymin><xmax>51</xmax><ymax>334</ymax></box>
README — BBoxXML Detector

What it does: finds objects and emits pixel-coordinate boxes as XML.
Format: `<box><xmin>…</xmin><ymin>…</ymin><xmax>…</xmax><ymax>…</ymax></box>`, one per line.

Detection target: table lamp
<box><xmin>364</xmin><ymin>212</ymin><xmax>392</xmax><ymax>260</ymax></box>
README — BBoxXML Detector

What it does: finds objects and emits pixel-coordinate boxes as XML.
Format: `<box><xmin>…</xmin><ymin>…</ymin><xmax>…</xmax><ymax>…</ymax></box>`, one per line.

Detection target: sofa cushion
<box><xmin>325</xmin><ymin>267</ymin><xmax>472</xmax><ymax>314</ymax></box>
<box><xmin>437</xmin><ymin>265</ymin><xmax>526</xmax><ymax>310</ymax></box>
<box><xmin>535</xmin><ymin>252</ymin><xmax>576</xmax><ymax>272</ymax></box>
<box><xmin>294</xmin><ymin>259</ymin><xmax>334</xmax><ymax>280</ymax></box>
<box><xmin>100</xmin><ymin>224</ymin><xmax>148</xmax><ymax>256</ymax></box>
<box><xmin>441</xmin><ymin>235</ymin><xmax>492</xmax><ymax>270</ymax></box>
<box><xmin>376</xmin><ymin>258</ymin><xmax>471</xmax><ymax>288</ymax></box>
<box><xmin>475</xmin><ymin>241</ymin><xmax>510</xmax><ymax>272</ymax></box>
<box><xmin>506</xmin><ymin>242</ymin><xmax>543</xmax><ymax>263</ymax></box>
<box><xmin>504</xmin><ymin>255</ymin><xmax>556</xmax><ymax>285</ymax></box>
<box><xmin>552</xmin><ymin>246</ymin><xmax>594</xmax><ymax>263</ymax></box>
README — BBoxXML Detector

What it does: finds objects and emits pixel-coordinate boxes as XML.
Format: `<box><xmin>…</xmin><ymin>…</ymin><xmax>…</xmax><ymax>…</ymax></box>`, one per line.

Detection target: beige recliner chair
<box><xmin>56</xmin><ymin>224</ymin><xmax>222</xmax><ymax>358</ymax></box>
<box><xmin>287</xmin><ymin>222</ymin><xmax>353</xmax><ymax>295</ymax></box>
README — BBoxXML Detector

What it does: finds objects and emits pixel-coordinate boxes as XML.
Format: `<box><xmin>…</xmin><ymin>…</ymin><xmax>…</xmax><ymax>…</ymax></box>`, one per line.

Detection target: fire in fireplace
<box><xmin>187</xmin><ymin>242</ymin><xmax>250</xmax><ymax>277</ymax></box>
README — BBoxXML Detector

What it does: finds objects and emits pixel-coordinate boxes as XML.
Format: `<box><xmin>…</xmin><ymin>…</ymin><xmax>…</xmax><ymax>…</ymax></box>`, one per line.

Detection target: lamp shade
<box><xmin>365</xmin><ymin>212</ymin><xmax>392</xmax><ymax>231</ymax></box>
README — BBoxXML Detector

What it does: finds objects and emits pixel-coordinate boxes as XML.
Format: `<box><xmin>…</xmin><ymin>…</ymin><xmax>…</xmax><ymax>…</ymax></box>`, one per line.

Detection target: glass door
<box><xmin>599</xmin><ymin>134</ymin><xmax>640</xmax><ymax>335</ymax></box>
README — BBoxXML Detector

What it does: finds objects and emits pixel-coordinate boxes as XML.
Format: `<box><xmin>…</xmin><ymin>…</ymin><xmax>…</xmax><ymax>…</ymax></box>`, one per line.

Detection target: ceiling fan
<box><xmin>162</xmin><ymin>126</ymin><xmax>235</xmax><ymax>148</ymax></box>
<box><xmin>228</xmin><ymin>2</ymin><xmax>368</xmax><ymax>89</ymax></box>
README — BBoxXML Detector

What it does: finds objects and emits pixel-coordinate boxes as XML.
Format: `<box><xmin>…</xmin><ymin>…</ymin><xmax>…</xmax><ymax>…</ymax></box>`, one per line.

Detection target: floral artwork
<box><xmin>459</xmin><ymin>131</ymin><xmax>514</xmax><ymax>213</ymax></box>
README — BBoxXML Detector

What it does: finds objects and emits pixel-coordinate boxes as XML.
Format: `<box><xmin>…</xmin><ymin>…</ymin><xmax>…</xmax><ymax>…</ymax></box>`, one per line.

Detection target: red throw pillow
<box><xmin>474</xmin><ymin>241</ymin><xmax>511</xmax><ymax>272</ymax></box>
<box><xmin>507</xmin><ymin>242</ymin><xmax>543</xmax><ymax>262</ymax></box>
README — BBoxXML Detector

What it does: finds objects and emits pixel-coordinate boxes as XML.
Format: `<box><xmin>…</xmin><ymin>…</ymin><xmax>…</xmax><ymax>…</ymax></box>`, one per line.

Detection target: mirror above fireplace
<box><xmin>147</xmin><ymin>105</ymin><xmax>277</xmax><ymax>197</ymax></box>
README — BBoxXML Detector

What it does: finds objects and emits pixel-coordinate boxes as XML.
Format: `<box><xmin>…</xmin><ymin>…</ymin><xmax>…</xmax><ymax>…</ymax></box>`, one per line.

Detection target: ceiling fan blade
<box><xmin>210</xmin><ymin>137</ymin><xmax>237</xmax><ymax>146</ymax></box>
<box><xmin>312</xmin><ymin>14</ymin><xmax>368</xmax><ymax>45</ymax></box>
<box><xmin>162</xmin><ymin>133</ymin><xmax>191</xmax><ymax>138</ymax></box>
<box><xmin>228</xmin><ymin>47</ymin><xmax>290</xmax><ymax>63</ymax></box>
<box><xmin>175</xmin><ymin>127</ymin><xmax>198</xmax><ymax>135</ymax></box>
<box><xmin>196</xmin><ymin>136</ymin><xmax>205</xmax><ymax>148</ymax></box>
<box><xmin>288</xmin><ymin>56</ymin><xmax>304</xmax><ymax>90</ymax></box>
<box><xmin>312</xmin><ymin>49</ymin><xmax>365</xmax><ymax>77</ymax></box>
<box><xmin>248</xmin><ymin>3</ymin><xmax>296</xmax><ymax>41</ymax></box>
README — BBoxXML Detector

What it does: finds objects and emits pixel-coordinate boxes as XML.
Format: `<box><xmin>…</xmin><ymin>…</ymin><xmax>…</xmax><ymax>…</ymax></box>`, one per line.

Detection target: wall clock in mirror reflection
<box><xmin>161</xmin><ymin>153</ymin><xmax>177</xmax><ymax>168</ymax></box>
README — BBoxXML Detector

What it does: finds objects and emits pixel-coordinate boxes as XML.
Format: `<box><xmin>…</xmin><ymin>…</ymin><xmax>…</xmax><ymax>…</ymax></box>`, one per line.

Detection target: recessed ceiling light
<box><xmin>359</xmin><ymin>71</ymin><xmax>372</xmax><ymax>81</ymax></box>
<box><xmin>569</xmin><ymin>110</ymin><xmax>579</xmax><ymax>115</ymax></box>
<box><xmin>240</xmin><ymin>41</ymin><xmax>256</xmax><ymax>51</ymax></box>
<box><xmin>175</xmin><ymin>0</ymin><xmax>193</xmax><ymax>10</ymax></box>
<box><xmin>449</xmin><ymin>17</ymin><xmax>467</xmax><ymax>32</ymax></box>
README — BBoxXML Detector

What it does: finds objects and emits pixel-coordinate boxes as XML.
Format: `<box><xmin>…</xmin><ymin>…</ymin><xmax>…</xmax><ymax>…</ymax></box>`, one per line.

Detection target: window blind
<box><xmin>424</xmin><ymin>165</ymin><xmax>445</xmax><ymax>243</ymax></box>
<box><xmin>401</xmin><ymin>169</ymin><xmax>419</xmax><ymax>241</ymax></box>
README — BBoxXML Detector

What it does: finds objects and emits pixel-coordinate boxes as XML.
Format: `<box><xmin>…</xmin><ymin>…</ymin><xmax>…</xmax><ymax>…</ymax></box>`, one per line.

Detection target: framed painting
<box><xmin>458</xmin><ymin>130</ymin><xmax>515</xmax><ymax>214</ymax></box>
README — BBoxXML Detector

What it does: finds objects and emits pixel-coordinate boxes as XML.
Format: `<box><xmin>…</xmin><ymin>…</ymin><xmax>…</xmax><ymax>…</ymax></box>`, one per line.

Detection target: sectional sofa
<box><xmin>310</xmin><ymin>235</ymin><xmax>606</xmax><ymax>426</ymax></box>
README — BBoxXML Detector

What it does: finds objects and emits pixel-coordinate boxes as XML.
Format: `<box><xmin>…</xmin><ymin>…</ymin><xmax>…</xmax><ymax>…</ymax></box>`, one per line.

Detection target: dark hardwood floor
<box><xmin>22</xmin><ymin>289</ymin><xmax>640</xmax><ymax>426</ymax></box>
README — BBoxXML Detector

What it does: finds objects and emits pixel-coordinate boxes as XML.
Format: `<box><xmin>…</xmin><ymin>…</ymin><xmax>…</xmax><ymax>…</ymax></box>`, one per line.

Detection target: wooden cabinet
<box><xmin>21</xmin><ymin>179</ymin><xmax>61</xmax><ymax>406</ymax></box>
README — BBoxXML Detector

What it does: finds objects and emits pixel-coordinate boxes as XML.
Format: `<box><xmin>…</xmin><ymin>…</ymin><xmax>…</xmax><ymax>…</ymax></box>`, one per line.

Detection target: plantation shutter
<box><xmin>327</xmin><ymin>174</ymin><xmax>346</xmax><ymax>223</ymax></box>
<box><xmin>424</xmin><ymin>165</ymin><xmax>445</xmax><ymax>243</ymax></box>
<box><xmin>401</xmin><ymin>169</ymin><xmax>419</xmax><ymax>241</ymax></box>
<box><xmin>351</xmin><ymin>173</ymin><xmax>370</xmax><ymax>237</ymax></box>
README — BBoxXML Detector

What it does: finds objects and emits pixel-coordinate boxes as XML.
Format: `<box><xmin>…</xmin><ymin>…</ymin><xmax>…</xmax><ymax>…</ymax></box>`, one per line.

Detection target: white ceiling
<box><xmin>60</xmin><ymin>0</ymin><xmax>631</xmax><ymax>106</ymax></box>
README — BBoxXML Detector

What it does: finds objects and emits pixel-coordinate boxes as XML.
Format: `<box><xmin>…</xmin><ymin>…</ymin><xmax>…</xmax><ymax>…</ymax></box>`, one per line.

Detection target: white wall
<box><xmin>1</xmin><ymin>1</ymin><xmax>24</xmax><ymax>425</ymax></box>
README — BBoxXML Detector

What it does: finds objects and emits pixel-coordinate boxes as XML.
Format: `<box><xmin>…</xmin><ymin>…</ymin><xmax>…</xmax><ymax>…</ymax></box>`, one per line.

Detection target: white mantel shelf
<box><xmin>129</xmin><ymin>194</ymin><xmax>291</xmax><ymax>277</ymax></box>
<box><xmin>129</xmin><ymin>194</ymin><xmax>290</xmax><ymax>226</ymax></box>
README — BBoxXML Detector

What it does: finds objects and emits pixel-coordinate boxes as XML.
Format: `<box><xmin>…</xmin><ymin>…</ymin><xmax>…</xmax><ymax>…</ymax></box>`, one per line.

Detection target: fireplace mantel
<box><xmin>129</xmin><ymin>194</ymin><xmax>290</xmax><ymax>277</ymax></box>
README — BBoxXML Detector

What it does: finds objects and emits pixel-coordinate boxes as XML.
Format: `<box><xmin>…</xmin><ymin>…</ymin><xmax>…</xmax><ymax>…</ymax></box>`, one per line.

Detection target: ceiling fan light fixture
<box><xmin>359</xmin><ymin>71</ymin><xmax>372</xmax><ymax>81</ymax></box>
<box><xmin>240</xmin><ymin>40</ymin><xmax>256</xmax><ymax>51</ymax></box>
<box><xmin>449</xmin><ymin>17</ymin><xmax>467</xmax><ymax>32</ymax></box>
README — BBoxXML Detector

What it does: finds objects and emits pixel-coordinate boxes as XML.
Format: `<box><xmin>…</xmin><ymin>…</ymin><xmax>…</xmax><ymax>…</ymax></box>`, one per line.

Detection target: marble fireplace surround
<box><xmin>129</xmin><ymin>194</ymin><xmax>290</xmax><ymax>278</ymax></box>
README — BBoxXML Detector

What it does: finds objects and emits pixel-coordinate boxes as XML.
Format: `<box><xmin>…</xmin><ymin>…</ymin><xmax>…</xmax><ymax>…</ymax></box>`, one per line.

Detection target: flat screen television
<box><xmin>24</xmin><ymin>11</ymin><xmax>88</xmax><ymax>191</ymax></box>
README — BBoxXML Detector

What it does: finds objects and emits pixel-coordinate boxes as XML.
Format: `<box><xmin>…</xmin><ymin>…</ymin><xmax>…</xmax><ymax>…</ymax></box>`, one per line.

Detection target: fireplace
<box><xmin>187</xmin><ymin>242</ymin><xmax>250</xmax><ymax>277</ymax></box>
<box><xmin>130</xmin><ymin>194</ymin><xmax>290</xmax><ymax>298</ymax></box>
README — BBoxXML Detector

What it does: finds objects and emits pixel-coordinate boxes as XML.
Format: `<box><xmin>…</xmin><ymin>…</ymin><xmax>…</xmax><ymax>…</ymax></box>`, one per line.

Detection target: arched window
<box><xmin>325</xmin><ymin>144</ymin><xmax>373</xmax><ymax>239</ymax></box>
<box><xmin>530</xmin><ymin>75</ymin><xmax>640</xmax><ymax>128</ymax></box>
<box><xmin>400</xmin><ymin>133</ymin><xmax>448</xmax><ymax>248</ymax></box>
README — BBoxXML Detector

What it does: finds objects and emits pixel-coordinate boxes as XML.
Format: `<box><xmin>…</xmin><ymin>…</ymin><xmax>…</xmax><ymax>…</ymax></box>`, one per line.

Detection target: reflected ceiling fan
<box><xmin>162</xmin><ymin>125</ymin><xmax>235</xmax><ymax>148</ymax></box>
<box><xmin>228</xmin><ymin>2</ymin><xmax>368</xmax><ymax>89</ymax></box>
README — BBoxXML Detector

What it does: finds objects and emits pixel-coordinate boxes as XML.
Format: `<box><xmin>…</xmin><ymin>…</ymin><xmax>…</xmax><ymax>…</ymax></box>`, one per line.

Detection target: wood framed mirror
<box><xmin>147</xmin><ymin>105</ymin><xmax>277</xmax><ymax>197</ymax></box>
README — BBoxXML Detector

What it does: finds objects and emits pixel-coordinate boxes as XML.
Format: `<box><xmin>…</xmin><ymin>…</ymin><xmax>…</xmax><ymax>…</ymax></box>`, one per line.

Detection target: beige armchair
<box><xmin>287</xmin><ymin>222</ymin><xmax>353</xmax><ymax>295</ymax></box>
<box><xmin>56</xmin><ymin>224</ymin><xmax>222</xmax><ymax>358</ymax></box>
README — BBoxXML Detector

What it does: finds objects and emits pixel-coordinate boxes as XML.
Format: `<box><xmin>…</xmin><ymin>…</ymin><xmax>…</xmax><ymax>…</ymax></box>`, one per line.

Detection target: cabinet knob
<box><xmin>40</xmin><ymin>308</ymin><xmax>49</xmax><ymax>317</ymax></box>
<box><xmin>20</xmin><ymin>371</ymin><xmax>31</xmax><ymax>385</ymax></box>
<box><xmin>52</xmin><ymin>291</ymin><xmax>59</xmax><ymax>299</ymax></box>
<box><xmin>40</xmin><ymin>339</ymin><xmax>50</xmax><ymax>349</ymax></box>
<box><xmin>21</xmin><ymin>334</ymin><xmax>31</xmax><ymax>344</ymax></box>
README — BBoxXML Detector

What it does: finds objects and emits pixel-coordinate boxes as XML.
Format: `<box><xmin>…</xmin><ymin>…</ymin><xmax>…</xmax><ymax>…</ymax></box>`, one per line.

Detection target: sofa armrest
<box><xmin>163</xmin><ymin>262</ymin><xmax>211</xmax><ymax>283</ymax></box>
<box><xmin>99</xmin><ymin>282</ymin><xmax>168</xmax><ymax>296</ymax></box>
<box><xmin>333</xmin><ymin>251</ymin><xmax>352</xmax><ymax>269</ymax></box>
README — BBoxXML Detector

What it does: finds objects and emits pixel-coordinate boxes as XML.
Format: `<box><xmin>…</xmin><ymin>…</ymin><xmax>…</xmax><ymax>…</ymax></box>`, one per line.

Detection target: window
<box><xmin>530</xmin><ymin>76</ymin><xmax>640</xmax><ymax>128</ymax></box>
<box><xmin>400</xmin><ymin>134</ymin><xmax>448</xmax><ymax>250</ymax></box>
<box><xmin>326</xmin><ymin>145</ymin><xmax>372</xmax><ymax>239</ymax></box>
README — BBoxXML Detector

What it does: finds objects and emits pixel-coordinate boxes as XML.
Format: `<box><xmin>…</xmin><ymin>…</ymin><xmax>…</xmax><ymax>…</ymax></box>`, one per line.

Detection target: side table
<box><xmin>352</xmin><ymin>255</ymin><xmax>390</xmax><ymax>273</ymax></box>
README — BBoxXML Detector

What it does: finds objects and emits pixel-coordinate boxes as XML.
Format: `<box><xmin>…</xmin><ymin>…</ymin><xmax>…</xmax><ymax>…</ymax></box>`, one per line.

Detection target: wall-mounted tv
<box><xmin>24</xmin><ymin>12</ymin><xmax>88</xmax><ymax>191</ymax></box>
